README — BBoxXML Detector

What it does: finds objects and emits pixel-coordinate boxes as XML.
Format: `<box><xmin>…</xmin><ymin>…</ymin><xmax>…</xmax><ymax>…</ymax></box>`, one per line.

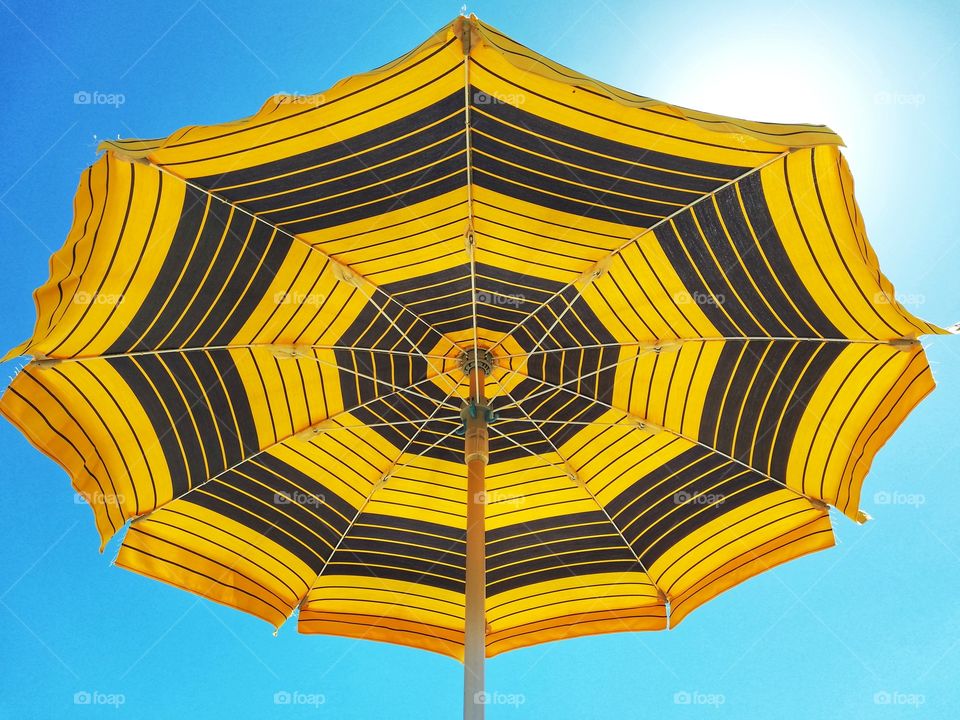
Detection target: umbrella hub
<box><xmin>459</xmin><ymin>347</ymin><xmax>493</xmax><ymax>465</ymax></box>
<box><xmin>457</xmin><ymin>347</ymin><xmax>493</xmax><ymax>378</ymax></box>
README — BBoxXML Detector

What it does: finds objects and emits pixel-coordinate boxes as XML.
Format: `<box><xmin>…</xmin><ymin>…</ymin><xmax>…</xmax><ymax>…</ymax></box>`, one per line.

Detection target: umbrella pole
<box><xmin>463</xmin><ymin>366</ymin><xmax>488</xmax><ymax>720</ymax></box>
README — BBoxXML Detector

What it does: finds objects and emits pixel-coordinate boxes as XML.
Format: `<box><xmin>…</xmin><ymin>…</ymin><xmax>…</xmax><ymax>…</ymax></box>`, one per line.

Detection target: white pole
<box><xmin>463</xmin><ymin>367</ymin><xmax>487</xmax><ymax>720</ymax></box>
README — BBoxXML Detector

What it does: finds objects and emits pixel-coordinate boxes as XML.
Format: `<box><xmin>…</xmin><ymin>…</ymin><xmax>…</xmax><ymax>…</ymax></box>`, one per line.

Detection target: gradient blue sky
<box><xmin>1</xmin><ymin>1</ymin><xmax>958</xmax><ymax>718</ymax></box>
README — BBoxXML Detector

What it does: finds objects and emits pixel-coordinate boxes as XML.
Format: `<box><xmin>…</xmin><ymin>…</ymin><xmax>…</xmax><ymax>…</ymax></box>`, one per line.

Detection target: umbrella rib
<box><xmin>32</xmin><ymin>344</ymin><xmax>453</xmax><ymax>362</ymax></box>
<box><xmin>488</xmin><ymin>375</ymin><xmax>669</xmax><ymax>603</ymax></box>
<box><xmin>508</xmin><ymin>372</ymin><xmax>833</xmax><ymax>513</ymax></box>
<box><xmin>463</xmin><ymin>42</ymin><xmax>484</xmax><ymax>399</ymax></box>
<box><xmin>289</xmin><ymin>375</ymin><xmax>469</xmax><ymax>625</ymax></box>
<box><xmin>493</xmin><ymin>336</ymin><xmax>919</xmax><ymax>358</ymax></box>
<box><xmin>485</xmin><ymin>150</ymin><xmax>793</xmax><ymax>356</ymax></box>
<box><xmin>499</xmin><ymin>418</ymin><xmax>686</xmax><ymax>427</ymax></box>
<box><xmin>302</xmin><ymin>417</ymin><xmax>460</xmax><ymax>431</ymax></box>
<box><xmin>111</xmin><ymin>155</ymin><xmax>462</xmax><ymax>373</ymax></box>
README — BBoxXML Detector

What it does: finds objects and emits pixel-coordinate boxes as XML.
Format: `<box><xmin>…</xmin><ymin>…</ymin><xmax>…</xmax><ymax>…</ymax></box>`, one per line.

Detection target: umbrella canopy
<box><xmin>1</xmin><ymin>14</ymin><xmax>950</xmax><ymax>717</ymax></box>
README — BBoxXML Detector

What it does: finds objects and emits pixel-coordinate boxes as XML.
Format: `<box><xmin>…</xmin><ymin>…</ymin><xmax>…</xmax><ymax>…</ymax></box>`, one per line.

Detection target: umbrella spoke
<box><xmin>295</xmin><ymin>417</ymin><xmax>460</xmax><ymax>432</ymax></box>
<box><xmin>463</xmin><ymin>51</ymin><xmax>483</xmax><ymax>400</ymax></box>
<box><xmin>492</xmin><ymin>335</ymin><xmax>916</xmax><ymax>358</ymax></box>
<box><xmin>28</xmin><ymin>344</ymin><xmax>455</xmax><ymax>363</ymax></box>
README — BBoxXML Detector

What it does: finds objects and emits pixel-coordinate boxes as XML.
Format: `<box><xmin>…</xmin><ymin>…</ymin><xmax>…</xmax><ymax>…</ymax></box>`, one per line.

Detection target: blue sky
<box><xmin>1</xmin><ymin>1</ymin><xmax>958</xmax><ymax>718</ymax></box>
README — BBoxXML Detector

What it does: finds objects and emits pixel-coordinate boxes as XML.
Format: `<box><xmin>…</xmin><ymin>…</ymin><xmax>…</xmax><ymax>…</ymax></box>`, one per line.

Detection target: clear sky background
<box><xmin>1</xmin><ymin>1</ymin><xmax>958</xmax><ymax>718</ymax></box>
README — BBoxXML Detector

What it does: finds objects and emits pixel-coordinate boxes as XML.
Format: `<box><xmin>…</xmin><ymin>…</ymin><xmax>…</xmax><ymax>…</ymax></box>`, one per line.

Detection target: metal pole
<box><xmin>463</xmin><ymin>365</ymin><xmax>487</xmax><ymax>720</ymax></box>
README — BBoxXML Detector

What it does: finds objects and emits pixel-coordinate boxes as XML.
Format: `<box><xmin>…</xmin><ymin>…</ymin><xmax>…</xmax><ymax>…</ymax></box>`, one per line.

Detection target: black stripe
<box><xmin>472</xmin><ymin>105</ymin><xmax>728</xmax><ymax>194</ymax></box>
<box><xmin>735</xmin><ymin>172</ymin><xmax>841</xmax><ymax>337</ymax></box>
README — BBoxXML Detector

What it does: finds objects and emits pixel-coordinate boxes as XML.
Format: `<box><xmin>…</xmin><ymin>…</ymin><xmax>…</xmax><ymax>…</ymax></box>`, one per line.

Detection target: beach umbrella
<box><xmin>2</xmin><ymin>15</ymin><xmax>950</xmax><ymax>718</ymax></box>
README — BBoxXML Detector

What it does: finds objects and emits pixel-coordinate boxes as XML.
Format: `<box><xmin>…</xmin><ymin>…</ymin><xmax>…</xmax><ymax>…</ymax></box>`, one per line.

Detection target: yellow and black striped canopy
<box><xmin>1</xmin><ymin>15</ymin><xmax>948</xmax><ymax>660</ymax></box>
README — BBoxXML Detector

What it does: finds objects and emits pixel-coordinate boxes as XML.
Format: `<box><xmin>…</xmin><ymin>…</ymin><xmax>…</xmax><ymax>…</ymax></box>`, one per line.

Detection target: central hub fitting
<box><xmin>458</xmin><ymin>348</ymin><xmax>494</xmax><ymax>465</ymax></box>
<box><xmin>458</xmin><ymin>347</ymin><xmax>494</xmax><ymax>378</ymax></box>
